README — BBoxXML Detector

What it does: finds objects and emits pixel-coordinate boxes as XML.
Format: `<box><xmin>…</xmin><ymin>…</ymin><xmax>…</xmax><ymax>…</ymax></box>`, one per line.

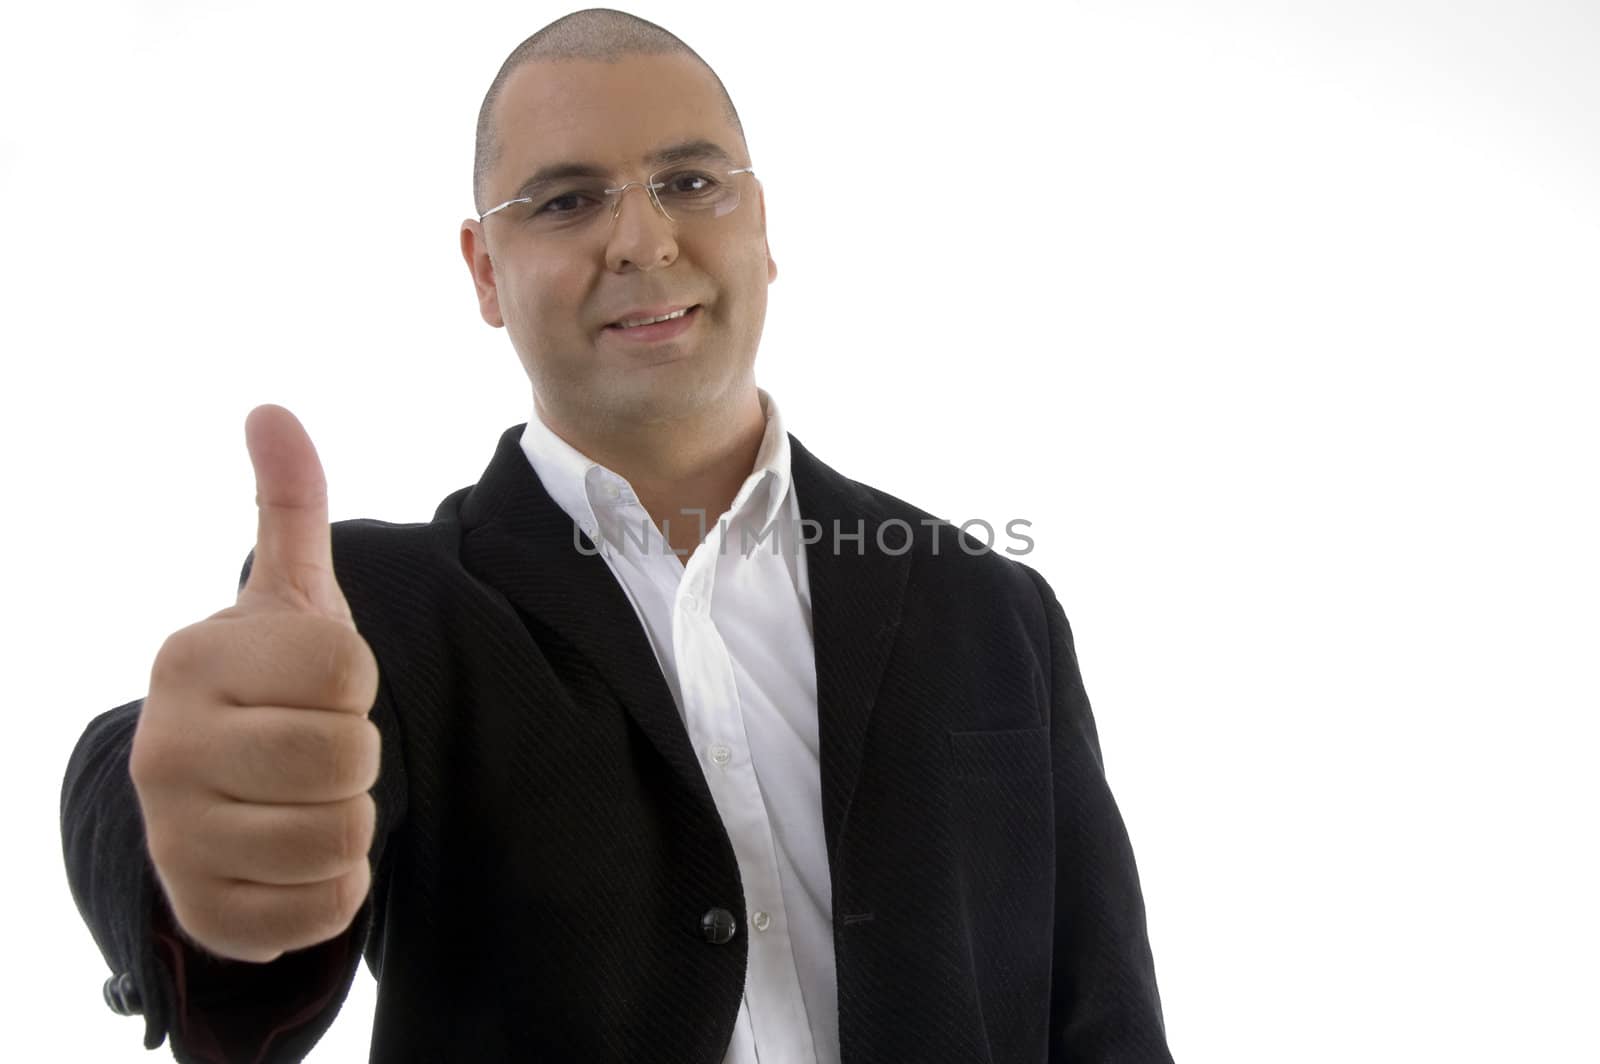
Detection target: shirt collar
<box><xmin>519</xmin><ymin>387</ymin><xmax>793</xmax><ymax>541</ymax></box>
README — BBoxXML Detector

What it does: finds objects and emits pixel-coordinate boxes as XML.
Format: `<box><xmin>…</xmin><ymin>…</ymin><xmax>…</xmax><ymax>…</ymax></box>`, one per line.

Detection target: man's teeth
<box><xmin>617</xmin><ymin>307</ymin><xmax>690</xmax><ymax>328</ymax></box>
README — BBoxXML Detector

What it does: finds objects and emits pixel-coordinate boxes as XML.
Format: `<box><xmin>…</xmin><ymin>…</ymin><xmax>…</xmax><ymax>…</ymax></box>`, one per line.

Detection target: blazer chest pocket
<box><xmin>948</xmin><ymin>725</ymin><xmax>1051</xmax><ymax>780</ymax></box>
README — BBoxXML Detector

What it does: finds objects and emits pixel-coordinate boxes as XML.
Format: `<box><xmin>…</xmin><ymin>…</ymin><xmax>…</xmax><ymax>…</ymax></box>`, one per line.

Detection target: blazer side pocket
<box><xmin>948</xmin><ymin>725</ymin><xmax>1051</xmax><ymax>780</ymax></box>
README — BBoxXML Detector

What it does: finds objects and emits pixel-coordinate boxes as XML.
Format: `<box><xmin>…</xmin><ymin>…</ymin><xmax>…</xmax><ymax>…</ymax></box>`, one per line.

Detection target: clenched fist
<box><xmin>129</xmin><ymin>405</ymin><xmax>381</xmax><ymax>964</ymax></box>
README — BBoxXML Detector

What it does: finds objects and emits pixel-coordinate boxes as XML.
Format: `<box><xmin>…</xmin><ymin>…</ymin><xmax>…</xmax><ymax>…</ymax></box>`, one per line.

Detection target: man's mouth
<box><xmin>607</xmin><ymin>304</ymin><xmax>701</xmax><ymax>330</ymax></box>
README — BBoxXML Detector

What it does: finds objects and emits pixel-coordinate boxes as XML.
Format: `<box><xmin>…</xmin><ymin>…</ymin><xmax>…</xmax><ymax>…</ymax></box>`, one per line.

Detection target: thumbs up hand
<box><xmin>130</xmin><ymin>406</ymin><xmax>381</xmax><ymax>963</ymax></box>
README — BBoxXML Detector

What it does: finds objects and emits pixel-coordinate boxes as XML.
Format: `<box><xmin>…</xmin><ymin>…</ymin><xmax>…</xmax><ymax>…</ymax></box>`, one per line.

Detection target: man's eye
<box><xmin>667</xmin><ymin>172</ymin><xmax>719</xmax><ymax>195</ymax></box>
<box><xmin>536</xmin><ymin>192</ymin><xmax>596</xmax><ymax>216</ymax></box>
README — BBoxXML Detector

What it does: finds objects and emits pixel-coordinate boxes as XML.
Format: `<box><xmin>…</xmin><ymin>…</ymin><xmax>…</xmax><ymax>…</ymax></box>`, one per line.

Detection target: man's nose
<box><xmin>605</xmin><ymin>183</ymin><xmax>679</xmax><ymax>269</ymax></box>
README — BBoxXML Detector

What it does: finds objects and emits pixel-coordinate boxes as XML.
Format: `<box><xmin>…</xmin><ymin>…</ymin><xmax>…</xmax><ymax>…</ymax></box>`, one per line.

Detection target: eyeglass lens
<box><xmin>513</xmin><ymin>163</ymin><xmax>745</xmax><ymax>236</ymax></box>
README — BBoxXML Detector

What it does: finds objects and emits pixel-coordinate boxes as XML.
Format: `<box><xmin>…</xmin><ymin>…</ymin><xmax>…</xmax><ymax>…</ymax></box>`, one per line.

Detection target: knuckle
<box><xmin>145</xmin><ymin>826</ymin><xmax>187</xmax><ymax>882</ymax></box>
<box><xmin>331</xmin><ymin>862</ymin><xmax>371</xmax><ymax>927</ymax></box>
<box><xmin>174</xmin><ymin>884</ymin><xmax>237</xmax><ymax>955</ymax></box>
<box><xmin>303</xmin><ymin>869</ymin><xmax>362</xmax><ymax>943</ymax></box>
<box><xmin>327</xmin><ymin>721</ymin><xmax>369</xmax><ymax>790</ymax></box>
<box><xmin>319</xmin><ymin>631</ymin><xmax>375</xmax><ymax>711</ymax></box>
<box><xmin>150</xmin><ymin>626</ymin><xmax>204</xmax><ymax>692</ymax></box>
<box><xmin>130</xmin><ymin>713</ymin><xmax>194</xmax><ymax>790</ymax></box>
<box><xmin>357</xmin><ymin>721</ymin><xmax>382</xmax><ymax>790</ymax></box>
<box><xmin>344</xmin><ymin>795</ymin><xmax>377</xmax><ymax>863</ymax></box>
<box><xmin>318</xmin><ymin>633</ymin><xmax>356</xmax><ymax>703</ymax></box>
<box><xmin>147</xmin><ymin>825</ymin><xmax>195</xmax><ymax>883</ymax></box>
<box><xmin>321</xmin><ymin>797</ymin><xmax>373</xmax><ymax>868</ymax></box>
<box><xmin>127</xmin><ymin>725</ymin><xmax>162</xmax><ymax>789</ymax></box>
<box><xmin>164</xmin><ymin>892</ymin><xmax>211</xmax><ymax>943</ymax></box>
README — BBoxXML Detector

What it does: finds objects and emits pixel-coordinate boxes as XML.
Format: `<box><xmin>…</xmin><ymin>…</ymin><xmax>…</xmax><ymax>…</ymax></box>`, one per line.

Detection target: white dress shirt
<box><xmin>519</xmin><ymin>388</ymin><xmax>839</xmax><ymax>1064</ymax></box>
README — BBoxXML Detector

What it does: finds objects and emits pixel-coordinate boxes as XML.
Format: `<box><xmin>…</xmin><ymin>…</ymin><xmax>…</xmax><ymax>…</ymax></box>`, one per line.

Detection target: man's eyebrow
<box><xmin>511</xmin><ymin>139</ymin><xmax>738</xmax><ymax>200</ymax></box>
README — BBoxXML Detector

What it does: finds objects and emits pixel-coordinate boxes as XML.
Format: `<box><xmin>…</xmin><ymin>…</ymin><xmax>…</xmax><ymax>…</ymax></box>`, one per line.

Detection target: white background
<box><xmin>4</xmin><ymin>1</ymin><xmax>1596</xmax><ymax>1061</ymax></box>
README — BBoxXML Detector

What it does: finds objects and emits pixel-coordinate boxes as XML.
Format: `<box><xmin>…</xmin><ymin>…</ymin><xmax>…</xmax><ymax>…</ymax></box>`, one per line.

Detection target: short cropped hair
<box><xmin>473</xmin><ymin>8</ymin><xmax>747</xmax><ymax>215</ymax></box>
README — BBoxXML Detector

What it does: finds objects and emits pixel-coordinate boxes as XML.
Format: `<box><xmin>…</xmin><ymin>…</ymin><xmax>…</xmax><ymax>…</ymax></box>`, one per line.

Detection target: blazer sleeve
<box><xmin>59</xmin><ymin>552</ymin><xmax>410</xmax><ymax>1063</ymax></box>
<box><xmin>1024</xmin><ymin>566</ymin><xmax>1175</xmax><ymax>1063</ymax></box>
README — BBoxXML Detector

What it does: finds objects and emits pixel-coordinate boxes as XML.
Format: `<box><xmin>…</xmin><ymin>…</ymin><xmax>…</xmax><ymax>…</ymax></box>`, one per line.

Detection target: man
<box><xmin>61</xmin><ymin>9</ymin><xmax>1173</xmax><ymax>1063</ymax></box>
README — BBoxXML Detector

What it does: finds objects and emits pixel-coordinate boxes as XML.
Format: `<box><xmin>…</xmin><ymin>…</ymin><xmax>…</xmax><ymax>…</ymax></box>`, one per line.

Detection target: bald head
<box><xmin>473</xmin><ymin>8</ymin><xmax>747</xmax><ymax>216</ymax></box>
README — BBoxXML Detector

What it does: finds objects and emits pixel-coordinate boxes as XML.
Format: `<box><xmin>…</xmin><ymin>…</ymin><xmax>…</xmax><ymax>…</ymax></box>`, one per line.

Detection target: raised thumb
<box><xmin>240</xmin><ymin>404</ymin><xmax>351</xmax><ymax>621</ymax></box>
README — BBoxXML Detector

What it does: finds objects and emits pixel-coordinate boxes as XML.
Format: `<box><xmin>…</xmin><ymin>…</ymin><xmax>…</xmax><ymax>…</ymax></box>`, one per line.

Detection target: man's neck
<box><xmin>538</xmin><ymin>386</ymin><xmax>768</xmax><ymax>557</ymax></box>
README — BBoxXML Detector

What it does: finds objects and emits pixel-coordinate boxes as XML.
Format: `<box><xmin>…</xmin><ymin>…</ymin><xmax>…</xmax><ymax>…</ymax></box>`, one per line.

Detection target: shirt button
<box><xmin>600</xmin><ymin>482</ymin><xmax>620</xmax><ymax>500</ymax></box>
<box><xmin>752</xmin><ymin>911</ymin><xmax>771</xmax><ymax>933</ymax></box>
<box><xmin>709</xmin><ymin>744</ymin><xmax>731</xmax><ymax>766</ymax></box>
<box><xmin>681</xmin><ymin>593</ymin><xmax>701</xmax><ymax>614</ymax></box>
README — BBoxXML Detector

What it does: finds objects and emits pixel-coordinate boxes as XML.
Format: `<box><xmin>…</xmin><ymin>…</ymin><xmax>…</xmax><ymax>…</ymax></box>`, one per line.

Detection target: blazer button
<box><xmin>102</xmin><ymin>972</ymin><xmax>142</xmax><ymax>1015</ymax></box>
<box><xmin>699</xmin><ymin>908</ymin><xmax>737</xmax><ymax>945</ymax></box>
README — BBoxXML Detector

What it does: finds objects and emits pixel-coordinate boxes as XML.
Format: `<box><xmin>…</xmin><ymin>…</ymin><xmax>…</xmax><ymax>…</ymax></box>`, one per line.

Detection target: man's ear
<box><xmin>760</xmin><ymin>186</ymin><xmax>777</xmax><ymax>284</ymax></box>
<box><xmin>460</xmin><ymin>220</ymin><xmax>505</xmax><ymax>328</ymax></box>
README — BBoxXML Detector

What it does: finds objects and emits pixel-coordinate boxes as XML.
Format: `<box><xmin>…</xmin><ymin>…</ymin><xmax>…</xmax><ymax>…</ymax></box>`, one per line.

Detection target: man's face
<box><xmin>461</xmin><ymin>53</ymin><xmax>777</xmax><ymax>431</ymax></box>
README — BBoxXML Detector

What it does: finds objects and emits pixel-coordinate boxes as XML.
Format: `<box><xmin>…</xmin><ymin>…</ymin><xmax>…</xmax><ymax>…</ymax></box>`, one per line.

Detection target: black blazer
<box><xmin>62</xmin><ymin>425</ymin><xmax>1173</xmax><ymax>1063</ymax></box>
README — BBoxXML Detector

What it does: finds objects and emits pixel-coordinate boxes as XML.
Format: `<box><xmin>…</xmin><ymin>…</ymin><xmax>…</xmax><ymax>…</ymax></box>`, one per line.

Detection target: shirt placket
<box><xmin>672</xmin><ymin>511</ymin><xmax>818</xmax><ymax>1064</ymax></box>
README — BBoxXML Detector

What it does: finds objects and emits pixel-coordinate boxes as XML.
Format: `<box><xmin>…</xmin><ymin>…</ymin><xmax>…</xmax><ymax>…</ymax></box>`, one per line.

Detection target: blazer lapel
<box><xmin>456</xmin><ymin>426</ymin><xmax>714</xmax><ymax>815</ymax></box>
<box><xmin>451</xmin><ymin>425</ymin><xmax>912</xmax><ymax>871</ymax></box>
<box><xmin>788</xmin><ymin>435</ymin><xmax>911</xmax><ymax>869</ymax></box>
